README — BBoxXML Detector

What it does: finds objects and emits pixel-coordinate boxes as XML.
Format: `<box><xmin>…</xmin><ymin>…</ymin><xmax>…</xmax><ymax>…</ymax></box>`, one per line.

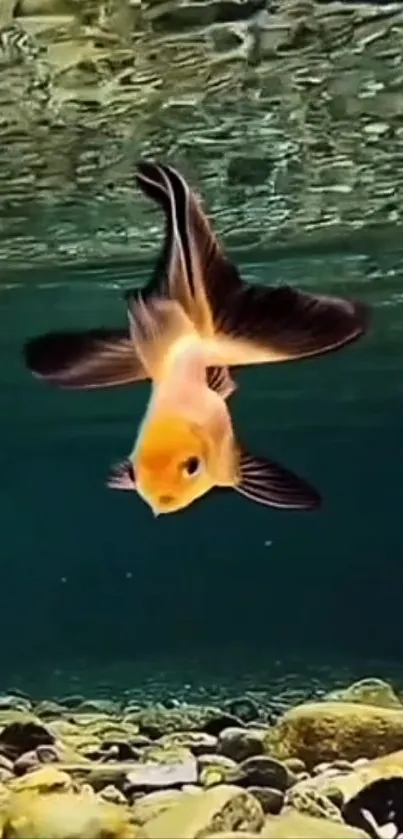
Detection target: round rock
<box><xmin>217</xmin><ymin>727</ymin><xmax>265</xmax><ymax>762</ymax></box>
<box><xmin>236</xmin><ymin>756</ymin><xmax>290</xmax><ymax>791</ymax></box>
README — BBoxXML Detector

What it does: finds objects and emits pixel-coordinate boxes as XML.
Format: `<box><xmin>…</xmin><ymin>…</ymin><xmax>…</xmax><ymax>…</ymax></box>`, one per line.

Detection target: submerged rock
<box><xmin>125</xmin><ymin>756</ymin><xmax>198</xmax><ymax>790</ymax></box>
<box><xmin>1</xmin><ymin>790</ymin><xmax>141</xmax><ymax>838</ymax></box>
<box><xmin>325</xmin><ymin>679</ymin><xmax>402</xmax><ymax>709</ymax></box>
<box><xmin>131</xmin><ymin>789</ymin><xmax>196</xmax><ymax>825</ymax></box>
<box><xmin>217</xmin><ymin>727</ymin><xmax>266</xmax><ymax>762</ymax></box>
<box><xmin>267</xmin><ymin>702</ymin><xmax>403</xmax><ymax>767</ymax></box>
<box><xmin>10</xmin><ymin>765</ymin><xmax>73</xmax><ymax>793</ymax></box>
<box><xmin>0</xmin><ymin>720</ymin><xmax>55</xmax><ymax>760</ymax></box>
<box><xmin>141</xmin><ymin>784</ymin><xmax>264</xmax><ymax>838</ymax></box>
<box><xmin>261</xmin><ymin>810</ymin><xmax>367</xmax><ymax>838</ymax></box>
<box><xmin>234</xmin><ymin>756</ymin><xmax>290</xmax><ymax>791</ymax></box>
<box><xmin>156</xmin><ymin>732</ymin><xmax>217</xmax><ymax>756</ymax></box>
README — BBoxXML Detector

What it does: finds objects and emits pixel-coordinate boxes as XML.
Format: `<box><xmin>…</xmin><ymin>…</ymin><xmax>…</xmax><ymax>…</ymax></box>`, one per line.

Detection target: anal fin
<box><xmin>235</xmin><ymin>448</ymin><xmax>321</xmax><ymax>510</ymax></box>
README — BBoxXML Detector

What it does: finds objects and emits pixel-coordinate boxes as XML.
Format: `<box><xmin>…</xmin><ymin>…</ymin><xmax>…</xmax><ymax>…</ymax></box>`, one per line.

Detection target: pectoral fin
<box><xmin>107</xmin><ymin>459</ymin><xmax>136</xmax><ymax>490</ymax></box>
<box><xmin>23</xmin><ymin>329</ymin><xmax>146</xmax><ymax>389</ymax></box>
<box><xmin>235</xmin><ymin>449</ymin><xmax>321</xmax><ymax>510</ymax></box>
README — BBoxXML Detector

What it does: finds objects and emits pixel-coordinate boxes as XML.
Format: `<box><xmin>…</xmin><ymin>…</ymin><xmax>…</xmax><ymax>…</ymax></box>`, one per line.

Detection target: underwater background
<box><xmin>0</xmin><ymin>0</ymin><xmax>403</xmax><ymax>701</ymax></box>
<box><xmin>1</xmin><ymin>240</ymin><xmax>402</xmax><ymax>696</ymax></box>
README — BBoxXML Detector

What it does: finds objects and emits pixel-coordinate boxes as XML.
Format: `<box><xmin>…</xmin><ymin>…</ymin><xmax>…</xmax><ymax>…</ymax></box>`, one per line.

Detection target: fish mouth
<box><xmin>151</xmin><ymin>495</ymin><xmax>180</xmax><ymax>516</ymax></box>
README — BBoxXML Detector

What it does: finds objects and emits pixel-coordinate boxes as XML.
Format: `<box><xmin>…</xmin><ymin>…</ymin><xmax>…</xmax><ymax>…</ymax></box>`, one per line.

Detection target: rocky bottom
<box><xmin>0</xmin><ymin>676</ymin><xmax>402</xmax><ymax>837</ymax></box>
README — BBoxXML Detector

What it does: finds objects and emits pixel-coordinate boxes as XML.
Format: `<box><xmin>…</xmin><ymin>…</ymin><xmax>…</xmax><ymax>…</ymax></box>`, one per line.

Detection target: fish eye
<box><xmin>182</xmin><ymin>456</ymin><xmax>202</xmax><ymax>477</ymax></box>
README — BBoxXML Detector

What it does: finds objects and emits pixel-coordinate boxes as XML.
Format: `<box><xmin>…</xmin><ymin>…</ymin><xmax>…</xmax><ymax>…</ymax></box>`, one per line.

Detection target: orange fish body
<box><xmin>23</xmin><ymin>161</ymin><xmax>370</xmax><ymax>514</ymax></box>
<box><xmin>128</xmin><ymin>315</ymin><xmax>238</xmax><ymax>515</ymax></box>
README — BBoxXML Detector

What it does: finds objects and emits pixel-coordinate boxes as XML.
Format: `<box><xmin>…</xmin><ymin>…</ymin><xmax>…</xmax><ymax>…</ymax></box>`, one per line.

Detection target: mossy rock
<box><xmin>325</xmin><ymin>678</ymin><xmax>402</xmax><ymax>709</ymax></box>
<box><xmin>267</xmin><ymin>702</ymin><xmax>403</xmax><ymax>769</ymax></box>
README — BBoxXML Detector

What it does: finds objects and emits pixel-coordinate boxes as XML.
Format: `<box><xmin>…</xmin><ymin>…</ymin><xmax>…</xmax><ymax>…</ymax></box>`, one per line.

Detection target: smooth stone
<box><xmin>126</xmin><ymin>756</ymin><xmax>198</xmax><ymax>790</ymax></box>
<box><xmin>0</xmin><ymin>695</ymin><xmax>32</xmax><ymax>712</ymax></box>
<box><xmin>328</xmin><ymin>748</ymin><xmax>403</xmax><ymax>802</ymax></box>
<box><xmin>86</xmin><ymin>766</ymin><xmax>131</xmax><ymax>792</ymax></box>
<box><xmin>197</xmin><ymin>755</ymin><xmax>237</xmax><ymax>772</ymax></box>
<box><xmin>129</xmin><ymin>735</ymin><xmax>154</xmax><ymax>749</ymax></box>
<box><xmin>99</xmin><ymin>741</ymin><xmax>140</xmax><ymax>761</ymax></box>
<box><xmin>222</xmin><ymin>697</ymin><xmax>260</xmax><ymax>723</ymax></box>
<box><xmin>11</xmin><ymin>765</ymin><xmax>73</xmax><ymax>793</ymax></box>
<box><xmin>156</xmin><ymin>732</ymin><xmax>217</xmax><ymax>756</ymax></box>
<box><xmin>139</xmin><ymin>746</ymin><xmax>194</xmax><ymax>766</ymax></box>
<box><xmin>261</xmin><ymin>811</ymin><xmax>368</xmax><ymax>838</ymax></box>
<box><xmin>197</xmin><ymin>755</ymin><xmax>238</xmax><ymax>787</ymax></box>
<box><xmin>142</xmin><ymin>784</ymin><xmax>265</xmax><ymax>839</ymax></box>
<box><xmin>0</xmin><ymin>721</ymin><xmax>55</xmax><ymax>759</ymax></box>
<box><xmin>202</xmin><ymin>715</ymin><xmax>243</xmax><ymax>737</ymax></box>
<box><xmin>131</xmin><ymin>790</ymin><xmax>188</xmax><ymax>825</ymax></box>
<box><xmin>217</xmin><ymin>727</ymin><xmax>265</xmax><ymax>762</ymax></box>
<box><xmin>58</xmin><ymin>694</ymin><xmax>85</xmax><ymax>709</ymax></box>
<box><xmin>284</xmin><ymin>758</ymin><xmax>306</xmax><ymax>773</ymax></box>
<box><xmin>247</xmin><ymin>786</ymin><xmax>284</xmax><ymax>814</ymax></box>
<box><xmin>75</xmin><ymin>699</ymin><xmax>121</xmax><ymax>715</ymax></box>
<box><xmin>98</xmin><ymin>784</ymin><xmax>127</xmax><ymax>804</ymax></box>
<box><xmin>14</xmin><ymin>750</ymin><xmax>40</xmax><ymax>775</ymax></box>
<box><xmin>1</xmin><ymin>790</ymin><xmax>142</xmax><ymax>838</ymax></box>
<box><xmin>134</xmin><ymin>706</ymin><xmax>221</xmax><ymax>739</ymax></box>
<box><xmin>324</xmin><ymin>678</ymin><xmax>402</xmax><ymax>709</ymax></box>
<box><xmin>235</xmin><ymin>756</ymin><xmax>290</xmax><ymax>791</ymax></box>
<box><xmin>267</xmin><ymin>702</ymin><xmax>403</xmax><ymax>768</ymax></box>
<box><xmin>34</xmin><ymin>701</ymin><xmax>67</xmax><ymax>719</ymax></box>
<box><xmin>36</xmin><ymin>744</ymin><xmax>59</xmax><ymax>763</ymax></box>
<box><xmin>16</xmin><ymin>0</ymin><xmax>73</xmax><ymax>14</ymax></box>
<box><xmin>0</xmin><ymin>754</ymin><xmax>14</xmax><ymax>772</ymax></box>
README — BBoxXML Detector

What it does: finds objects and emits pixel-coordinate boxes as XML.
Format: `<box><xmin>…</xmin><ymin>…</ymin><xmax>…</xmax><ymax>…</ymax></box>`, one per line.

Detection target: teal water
<box><xmin>1</xmin><ymin>242</ymin><xmax>402</xmax><ymax>688</ymax></box>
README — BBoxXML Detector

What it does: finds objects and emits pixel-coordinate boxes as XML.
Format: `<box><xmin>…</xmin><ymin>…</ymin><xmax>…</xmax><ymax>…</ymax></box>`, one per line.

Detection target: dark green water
<box><xmin>1</xmin><ymin>242</ymin><xmax>402</xmax><ymax>692</ymax></box>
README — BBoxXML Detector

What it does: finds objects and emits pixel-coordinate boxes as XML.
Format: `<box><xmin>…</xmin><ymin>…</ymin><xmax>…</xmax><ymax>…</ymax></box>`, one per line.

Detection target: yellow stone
<box><xmin>333</xmin><ymin>748</ymin><xmax>403</xmax><ymax>801</ymax></box>
<box><xmin>2</xmin><ymin>790</ymin><xmax>143</xmax><ymax>839</ymax></box>
<box><xmin>11</xmin><ymin>766</ymin><xmax>73</xmax><ymax>794</ymax></box>
<box><xmin>267</xmin><ymin>701</ymin><xmax>403</xmax><ymax>768</ymax></box>
<box><xmin>261</xmin><ymin>811</ymin><xmax>368</xmax><ymax>838</ymax></box>
<box><xmin>132</xmin><ymin>790</ymin><xmax>190</xmax><ymax>825</ymax></box>
<box><xmin>142</xmin><ymin>784</ymin><xmax>264</xmax><ymax>839</ymax></box>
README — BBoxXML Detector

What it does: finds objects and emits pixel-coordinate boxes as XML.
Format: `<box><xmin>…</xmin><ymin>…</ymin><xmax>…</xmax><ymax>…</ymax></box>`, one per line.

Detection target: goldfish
<box><xmin>23</xmin><ymin>161</ymin><xmax>369</xmax><ymax>515</ymax></box>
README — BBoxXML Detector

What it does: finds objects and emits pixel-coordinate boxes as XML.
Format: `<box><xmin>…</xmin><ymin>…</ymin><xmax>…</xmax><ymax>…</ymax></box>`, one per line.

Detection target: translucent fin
<box><xmin>23</xmin><ymin>329</ymin><xmax>145</xmax><ymax>390</ymax></box>
<box><xmin>127</xmin><ymin>296</ymin><xmax>198</xmax><ymax>380</ymax></box>
<box><xmin>235</xmin><ymin>448</ymin><xmax>321</xmax><ymax>510</ymax></box>
<box><xmin>107</xmin><ymin>460</ymin><xmax>136</xmax><ymax>491</ymax></box>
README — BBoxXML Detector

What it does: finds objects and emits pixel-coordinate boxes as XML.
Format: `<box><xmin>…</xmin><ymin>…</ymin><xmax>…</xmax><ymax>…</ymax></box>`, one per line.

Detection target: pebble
<box><xmin>14</xmin><ymin>750</ymin><xmax>40</xmax><ymax>775</ymax></box>
<box><xmin>0</xmin><ymin>721</ymin><xmax>55</xmax><ymax>759</ymax></box>
<box><xmin>222</xmin><ymin>697</ymin><xmax>261</xmax><ymax>723</ymax></box>
<box><xmin>0</xmin><ymin>678</ymin><xmax>399</xmax><ymax>838</ymax></box>
<box><xmin>217</xmin><ymin>726</ymin><xmax>265</xmax><ymax>762</ymax></box>
<box><xmin>235</xmin><ymin>756</ymin><xmax>290</xmax><ymax>791</ymax></box>
<box><xmin>247</xmin><ymin>784</ymin><xmax>284</xmax><ymax>814</ymax></box>
<box><xmin>36</xmin><ymin>744</ymin><xmax>59</xmax><ymax>763</ymax></box>
<box><xmin>125</xmin><ymin>755</ymin><xmax>198</xmax><ymax>790</ymax></box>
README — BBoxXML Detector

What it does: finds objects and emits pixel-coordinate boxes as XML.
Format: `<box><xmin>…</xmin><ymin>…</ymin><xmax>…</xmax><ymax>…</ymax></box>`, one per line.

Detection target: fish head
<box><xmin>134</xmin><ymin>414</ymin><xmax>215</xmax><ymax>514</ymax></box>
